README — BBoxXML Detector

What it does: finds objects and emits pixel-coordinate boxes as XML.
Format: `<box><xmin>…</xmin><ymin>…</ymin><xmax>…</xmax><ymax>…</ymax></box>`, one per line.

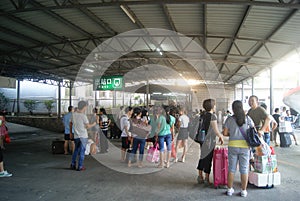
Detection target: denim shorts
<box><xmin>228</xmin><ymin>147</ymin><xmax>250</xmax><ymax>174</ymax></box>
<box><xmin>158</xmin><ymin>134</ymin><xmax>172</xmax><ymax>152</ymax></box>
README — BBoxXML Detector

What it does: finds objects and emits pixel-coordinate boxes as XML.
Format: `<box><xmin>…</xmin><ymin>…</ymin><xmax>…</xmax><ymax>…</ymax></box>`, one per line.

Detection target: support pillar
<box><xmin>241</xmin><ymin>81</ymin><xmax>244</xmax><ymax>102</ymax></box>
<box><xmin>17</xmin><ymin>80</ymin><xmax>20</xmax><ymax>114</ymax></box>
<box><xmin>69</xmin><ymin>81</ymin><xmax>73</xmax><ymax>106</ymax></box>
<box><xmin>270</xmin><ymin>67</ymin><xmax>274</xmax><ymax>114</ymax></box>
<box><xmin>58</xmin><ymin>82</ymin><xmax>61</xmax><ymax>117</ymax></box>
<box><xmin>251</xmin><ymin>77</ymin><xmax>254</xmax><ymax>95</ymax></box>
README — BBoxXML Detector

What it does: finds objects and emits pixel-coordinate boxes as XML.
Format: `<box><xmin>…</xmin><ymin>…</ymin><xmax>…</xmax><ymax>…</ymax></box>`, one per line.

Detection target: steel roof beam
<box><xmin>2</xmin><ymin>34</ymin><xmax>295</xmax><ymax>57</ymax></box>
<box><xmin>224</xmin><ymin>9</ymin><xmax>299</xmax><ymax>82</ymax></box>
<box><xmin>0</xmin><ymin>27</ymin><xmax>84</xmax><ymax>63</ymax></box>
<box><xmin>1</xmin><ymin>9</ymin><xmax>90</xmax><ymax>61</ymax></box>
<box><xmin>219</xmin><ymin>6</ymin><xmax>251</xmax><ymax>72</ymax></box>
<box><xmin>202</xmin><ymin>4</ymin><xmax>207</xmax><ymax>52</ymax></box>
<box><xmin>29</xmin><ymin>0</ymin><xmax>94</xmax><ymax>38</ymax></box>
<box><xmin>3</xmin><ymin>0</ymin><xmax>300</xmax><ymax>14</ymax></box>
<box><xmin>70</xmin><ymin>0</ymin><xmax>116</xmax><ymax>35</ymax></box>
<box><xmin>162</xmin><ymin>4</ymin><xmax>177</xmax><ymax>32</ymax></box>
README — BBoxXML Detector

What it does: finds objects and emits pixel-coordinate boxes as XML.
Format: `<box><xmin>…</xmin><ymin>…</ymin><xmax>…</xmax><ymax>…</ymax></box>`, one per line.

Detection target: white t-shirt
<box><xmin>179</xmin><ymin>114</ymin><xmax>189</xmax><ymax>128</ymax></box>
<box><xmin>85</xmin><ymin>139</ymin><xmax>95</xmax><ymax>155</ymax></box>
<box><xmin>71</xmin><ymin>112</ymin><xmax>89</xmax><ymax>139</ymax></box>
<box><xmin>120</xmin><ymin>115</ymin><xmax>130</xmax><ymax>137</ymax></box>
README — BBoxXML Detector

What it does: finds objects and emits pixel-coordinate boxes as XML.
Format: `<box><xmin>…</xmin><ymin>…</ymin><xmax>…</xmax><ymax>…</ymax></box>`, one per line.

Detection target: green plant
<box><xmin>44</xmin><ymin>100</ymin><xmax>55</xmax><ymax>113</ymax></box>
<box><xmin>0</xmin><ymin>92</ymin><xmax>9</xmax><ymax>111</ymax></box>
<box><xmin>23</xmin><ymin>100</ymin><xmax>38</xmax><ymax>115</ymax></box>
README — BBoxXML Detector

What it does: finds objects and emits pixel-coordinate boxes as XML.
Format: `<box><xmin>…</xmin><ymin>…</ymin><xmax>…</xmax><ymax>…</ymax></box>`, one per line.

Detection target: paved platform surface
<box><xmin>1</xmin><ymin>122</ymin><xmax>300</xmax><ymax>201</ymax></box>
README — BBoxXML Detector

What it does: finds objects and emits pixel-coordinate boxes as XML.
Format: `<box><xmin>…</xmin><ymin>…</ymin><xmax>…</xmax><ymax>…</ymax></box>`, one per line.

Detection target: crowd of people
<box><xmin>60</xmin><ymin>96</ymin><xmax>298</xmax><ymax>197</ymax></box>
<box><xmin>2</xmin><ymin>95</ymin><xmax>298</xmax><ymax>198</ymax></box>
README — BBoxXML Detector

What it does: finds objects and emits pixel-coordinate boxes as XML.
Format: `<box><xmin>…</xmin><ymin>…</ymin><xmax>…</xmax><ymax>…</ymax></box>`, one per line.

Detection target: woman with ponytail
<box><xmin>155</xmin><ymin>106</ymin><xmax>175</xmax><ymax>168</ymax></box>
<box><xmin>223</xmin><ymin>100</ymin><xmax>254</xmax><ymax>197</ymax></box>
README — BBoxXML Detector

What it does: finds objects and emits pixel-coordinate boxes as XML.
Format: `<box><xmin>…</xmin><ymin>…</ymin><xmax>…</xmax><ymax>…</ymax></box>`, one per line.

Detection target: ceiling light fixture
<box><xmin>85</xmin><ymin>68</ymin><xmax>94</xmax><ymax>73</ymax></box>
<box><xmin>120</xmin><ymin>5</ymin><xmax>136</xmax><ymax>23</ymax></box>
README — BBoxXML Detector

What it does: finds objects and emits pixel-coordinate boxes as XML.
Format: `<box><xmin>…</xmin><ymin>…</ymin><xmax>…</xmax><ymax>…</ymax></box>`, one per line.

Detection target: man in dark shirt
<box><xmin>272</xmin><ymin>108</ymin><xmax>280</xmax><ymax>146</ymax></box>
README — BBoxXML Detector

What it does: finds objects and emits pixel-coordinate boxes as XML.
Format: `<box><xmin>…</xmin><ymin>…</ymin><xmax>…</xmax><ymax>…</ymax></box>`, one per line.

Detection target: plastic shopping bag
<box><xmin>146</xmin><ymin>144</ymin><xmax>160</xmax><ymax>163</ymax></box>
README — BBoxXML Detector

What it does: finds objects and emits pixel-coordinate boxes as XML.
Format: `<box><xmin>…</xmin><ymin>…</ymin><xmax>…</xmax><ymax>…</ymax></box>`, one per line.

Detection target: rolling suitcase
<box><xmin>51</xmin><ymin>140</ymin><xmax>65</xmax><ymax>154</ymax></box>
<box><xmin>279</xmin><ymin>132</ymin><xmax>292</xmax><ymax>147</ymax></box>
<box><xmin>213</xmin><ymin>146</ymin><xmax>228</xmax><ymax>188</ymax></box>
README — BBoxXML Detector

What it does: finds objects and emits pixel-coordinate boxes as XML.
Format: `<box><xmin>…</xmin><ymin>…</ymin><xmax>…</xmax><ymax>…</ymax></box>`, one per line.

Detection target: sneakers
<box><xmin>241</xmin><ymin>190</ymin><xmax>248</xmax><ymax>197</ymax></box>
<box><xmin>227</xmin><ymin>188</ymin><xmax>247</xmax><ymax>197</ymax></box>
<box><xmin>0</xmin><ymin>170</ymin><xmax>12</xmax><ymax>177</ymax></box>
<box><xmin>77</xmin><ymin>167</ymin><xmax>86</xmax><ymax>171</ymax></box>
<box><xmin>226</xmin><ymin>188</ymin><xmax>234</xmax><ymax>196</ymax></box>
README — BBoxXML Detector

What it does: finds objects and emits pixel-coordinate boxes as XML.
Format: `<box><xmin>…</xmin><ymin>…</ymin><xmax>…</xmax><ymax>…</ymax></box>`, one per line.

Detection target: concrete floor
<box><xmin>1</xmin><ymin>122</ymin><xmax>300</xmax><ymax>201</ymax></box>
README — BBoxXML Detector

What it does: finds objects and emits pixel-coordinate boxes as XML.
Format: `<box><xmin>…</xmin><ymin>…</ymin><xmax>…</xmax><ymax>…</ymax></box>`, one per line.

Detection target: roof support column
<box><xmin>270</xmin><ymin>67</ymin><xmax>274</xmax><ymax>114</ymax></box>
<box><xmin>251</xmin><ymin>77</ymin><xmax>254</xmax><ymax>95</ymax></box>
<box><xmin>145</xmin><ymin>67</ymin><xmax>149</xmax><ymax>107</ymax></box>
<box><xmin>69</xmin><ymin>81</ymin><xmax>73</xmax><ymax>107</ymax></box>
<box><xmin>94</xmin><ymin>91</ymin><xmax>98</xmax><ymax>107</ymax></box>
<box><xmin>58</xmin><ymin>82</ymin><xmax>61</xmax><ymax>117</ymax></box>
<box><xmin>113</xmin><ymin>90</ymin><xmax>116</xmax><ymax>108</ymax></box>
<box><xmin>241</xmin><ymin>81</ymin><xmax>244</xmax><ymax>102</ymax></box>
<box><xmin>16</xmin><ymin>80</ymin><xmax>20</xmax><ymax>115</ymax></box>
<box><xmin>122</xmin><ymin>91</ymin><xmax>125</xmax><ymax>106</ymax></box>
<box><xmin>234</xmin><ymin>84</ymin><xmax>237</xmax><ymax>100</ymax></box>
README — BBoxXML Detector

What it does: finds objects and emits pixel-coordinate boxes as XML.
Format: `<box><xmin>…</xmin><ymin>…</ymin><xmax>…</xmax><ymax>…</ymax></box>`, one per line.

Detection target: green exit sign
<box><xmin>93</xmin><ymin>75</ymin><xmax>123</xmax><ymax>91</ymax></box>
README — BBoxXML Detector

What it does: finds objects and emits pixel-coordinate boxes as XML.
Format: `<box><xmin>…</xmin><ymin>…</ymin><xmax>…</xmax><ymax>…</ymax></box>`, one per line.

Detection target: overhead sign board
<box><xmin>0</xmin><ymin>76</ymin><xmax>16</xmax><ymax>88</ymax></box>
<box><xmin>93</xmin><ymin>75</ymin><xmax>123</xmax><ymax>91</ymax></box>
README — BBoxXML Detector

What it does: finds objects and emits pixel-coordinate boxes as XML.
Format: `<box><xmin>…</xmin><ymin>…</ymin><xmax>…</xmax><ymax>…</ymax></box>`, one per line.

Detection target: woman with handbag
<box><xmin>0</xmin><ymin>113</ymin><xmax>12</xmax><ymax>177</ymax></box>
<box><xmin>128</xmin><ymin>107</ymin><xmax>148</xmax><ymax>168</ymax></box>
<box><xmin>197</xmin><ymin>99</ymin><xmax>223</xmax><ymax>185</ymax></box>
<box><xmin>155</xmin><ymin>106</ymin><xmax>175</xmax><ymax>168</ymax></box>
<box><xmin>223</xmin><ymin>100</ymin><xmax>254</xmax><ymax>197</ymax></box>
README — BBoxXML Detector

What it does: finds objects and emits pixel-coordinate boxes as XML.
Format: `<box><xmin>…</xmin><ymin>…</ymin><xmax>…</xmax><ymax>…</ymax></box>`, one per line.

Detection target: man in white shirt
<box><xmin>70</xmin><ymin>101</ymin><xmax>96</xmax><ymax>171</ymax></box>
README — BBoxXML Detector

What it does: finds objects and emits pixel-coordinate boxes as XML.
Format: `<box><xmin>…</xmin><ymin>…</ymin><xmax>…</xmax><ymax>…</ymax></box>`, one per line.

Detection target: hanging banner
<box><xmin>93</xmin><ymin>75</ymin><xmax>123</xmax><ymax>91</ymax></box>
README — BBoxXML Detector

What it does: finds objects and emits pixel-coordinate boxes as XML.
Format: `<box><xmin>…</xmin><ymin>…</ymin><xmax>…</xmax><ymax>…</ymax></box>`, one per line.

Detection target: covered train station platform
<box><xmin>0</xmin><ymin>122</ymin><xmax>300</xmax><ymax>201</ymax></box>
<box><xmin>1</xmin><ymin>1</ymin><xmax>300</xmax><ymax>201</ymax></box>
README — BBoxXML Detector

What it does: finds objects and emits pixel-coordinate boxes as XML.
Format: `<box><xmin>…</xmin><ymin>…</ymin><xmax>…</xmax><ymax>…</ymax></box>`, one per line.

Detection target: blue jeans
<box><xmin>71</xmin><ymin>138</ymin><xmax>88</xmax><ymax>169</ymax></box>
<box><xmin>158</xmin><ymin>134</ymin><xmax>172</xmax><ymax>152</ymax></box>
<box><xmin>129</xmin><ymin>137</ymin><xmax>146</xmax><ymax>162</ymax></box>
<box><xmin>264</xmin><ymin>132</ymin><xmax>270</xmax><ymax>145</ymax></box>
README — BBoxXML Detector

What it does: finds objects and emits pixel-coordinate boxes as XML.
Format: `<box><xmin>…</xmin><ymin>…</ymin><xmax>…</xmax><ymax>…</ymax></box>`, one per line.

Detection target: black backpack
<box><xmin>194</xmin><ymin>114</ymin><xmax>206</xmax><ymax>144</ymax></box>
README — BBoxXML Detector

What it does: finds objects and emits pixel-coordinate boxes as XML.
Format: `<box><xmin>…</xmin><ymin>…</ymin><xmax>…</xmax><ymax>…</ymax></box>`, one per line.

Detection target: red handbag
<box><xmin>4</xmin><ymin>133</ymin><xmax>11</xmax><ymax>143</ymax></box>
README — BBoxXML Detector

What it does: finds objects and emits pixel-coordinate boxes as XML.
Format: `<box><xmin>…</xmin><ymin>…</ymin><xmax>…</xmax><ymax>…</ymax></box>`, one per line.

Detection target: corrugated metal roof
<box><xmin>207</xmin><ymin>4</ymin><xmax>246</xmax><ymax>37</ymax></box>
<box><xmin>88</xmin><ymin>7</ymin><xmax>138</xmax><ymax>33</ymax></box>
<box><xmin>167</xmin><ymin>4</ymin><xmax>203</xmax><ymax>34</ymax></box>
<box><xmin>52</xmin><ymin>9</ymin><xmax>107</xmax><ymax>36</ymax></box>
<box><xmin>272</xmin><ymin>11</ymin><xmax>300</xmax><ymax>43</ymax></box>
<box><xmin>14</xmin><ymin>11</ymin><xmax>85</xmax><ymax>39</ymax></box>
<box><xmin>0</xmin><ymin>18</ymin><xmax>56</xmax><ymax>44</ymax></box>
<box><xmin>0</xmin><ymin>0</ymin><xmax>299</xmax><ymax>85</ymax></box>
<box><xmin>239</xmin><ymin>6</ymin><xmax>290</xmax><ymax>39</ymax></box>
<box><xmin>130</xmin><ymin>5</ymin><xmax>170</xmax><ymax>29</ymax></box>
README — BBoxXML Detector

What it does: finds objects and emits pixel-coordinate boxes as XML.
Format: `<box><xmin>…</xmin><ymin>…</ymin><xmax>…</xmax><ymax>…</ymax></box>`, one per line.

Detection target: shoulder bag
<box><xmin>237</xmin><ymin>116</ymin><xmax>261</xmax><ymax>147</ymax></box>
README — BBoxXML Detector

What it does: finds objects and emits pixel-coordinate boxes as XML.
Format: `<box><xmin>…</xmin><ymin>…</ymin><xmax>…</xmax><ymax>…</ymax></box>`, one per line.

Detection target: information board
<box><xmin>93</xmin><ymin>76</ymin><xmax>123</xmax><ymax>91</ymax></box>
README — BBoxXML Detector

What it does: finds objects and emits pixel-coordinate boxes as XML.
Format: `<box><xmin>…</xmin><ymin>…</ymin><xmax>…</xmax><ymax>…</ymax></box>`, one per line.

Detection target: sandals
<box><xmin>203</xmin><ymin>179</ymin><xmax>211</xmax><ymax>186</ymax></box>
<box><xmin>197</xmin><ymin>176</ymin><xmax>204</xmax><ymax>184</ymax></box>
<box><xmin>157</xmin><ymin>164</ymin><xmax>164</xmax><ymax>168</ymax></box>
